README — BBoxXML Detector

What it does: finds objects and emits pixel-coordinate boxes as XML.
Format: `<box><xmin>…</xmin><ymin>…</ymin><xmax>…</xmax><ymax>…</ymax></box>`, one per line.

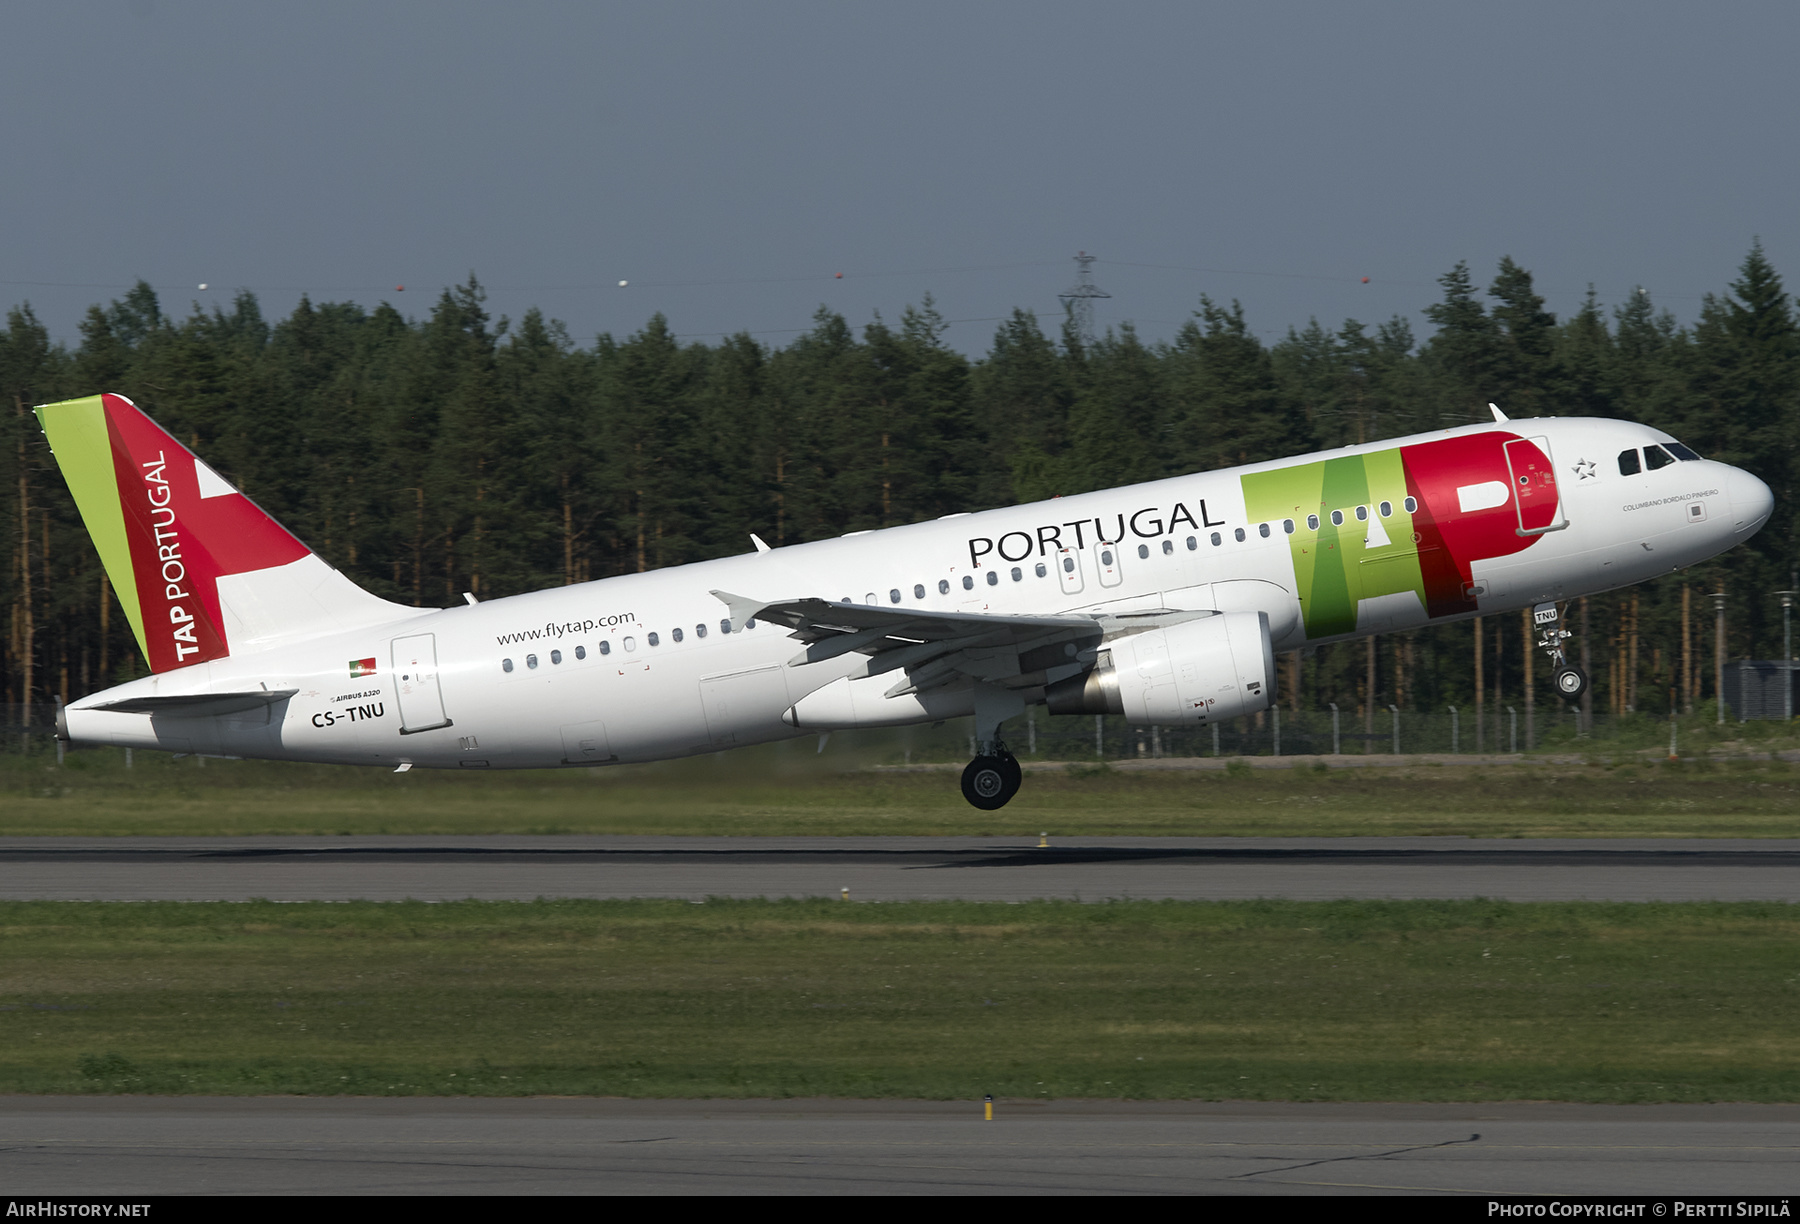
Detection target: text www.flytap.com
<box><xmin>494</xmin><ymin>614</ymin><xmax>637</xmax><ymax>646</ymax></box>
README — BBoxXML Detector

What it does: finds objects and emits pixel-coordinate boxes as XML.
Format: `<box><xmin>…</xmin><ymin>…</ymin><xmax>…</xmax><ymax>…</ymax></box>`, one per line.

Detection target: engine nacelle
<box><xmin>1044</xmin><ymin>611</ymin><xmax>1274</xmax><ymax>724</ymax></box>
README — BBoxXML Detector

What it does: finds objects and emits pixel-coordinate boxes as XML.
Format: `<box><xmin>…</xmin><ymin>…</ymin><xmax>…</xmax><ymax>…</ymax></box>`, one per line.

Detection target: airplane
<box><xmin>41</xmin><ymin>392</ymin><xmax>1772</xmax><ymax>809</ymax></box>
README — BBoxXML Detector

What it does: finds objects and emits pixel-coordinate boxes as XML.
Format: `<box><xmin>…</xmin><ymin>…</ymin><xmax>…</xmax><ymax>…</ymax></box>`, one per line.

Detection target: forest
<box><xmin>2</xmin><ymin>246</ymin><xmax>1794</xmax><ymax>741</ymax></box>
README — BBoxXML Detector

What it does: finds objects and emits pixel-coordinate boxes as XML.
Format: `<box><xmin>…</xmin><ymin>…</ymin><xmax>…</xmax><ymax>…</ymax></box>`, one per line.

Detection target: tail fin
<box><xmin>37</xmin><ymin>393</ymin><xmax>415</xmax><ymax>673</ymax></box>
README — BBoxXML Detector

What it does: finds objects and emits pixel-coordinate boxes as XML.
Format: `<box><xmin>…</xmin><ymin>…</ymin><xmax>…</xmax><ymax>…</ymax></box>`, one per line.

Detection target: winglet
<box><xmin>709</xmin><ymin>589</ymin><xmax>769</xmax><ymax>631</ymax></box>
<box><xmin>750</xmin><ymin>533</ymin><xmax>772</xmax><ymax>553</ymax></box>
<box><xmin>1489</xmin><ymin>402</ymin><xmax>1510</xmax><ymax>422</ymax></box>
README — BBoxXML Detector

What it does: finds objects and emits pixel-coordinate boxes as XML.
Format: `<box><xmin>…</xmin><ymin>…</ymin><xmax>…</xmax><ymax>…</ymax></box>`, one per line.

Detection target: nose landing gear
<box><xmin>1535</xmin><ymin>601</ymin><xmax>1588</xmax><ymax>701</ymax></box>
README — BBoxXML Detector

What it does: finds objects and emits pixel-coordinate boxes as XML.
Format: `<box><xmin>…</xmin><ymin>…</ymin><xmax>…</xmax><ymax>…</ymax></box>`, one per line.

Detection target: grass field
<box><xmin>3</xmin><ymin>743</ymin><xmax>1800</xmax><ymax>838</ymax></box>
<box><xmin>1</xmin><ymin>899</ymin><xmax>1795</xmax><ymax>1102</ymax></box>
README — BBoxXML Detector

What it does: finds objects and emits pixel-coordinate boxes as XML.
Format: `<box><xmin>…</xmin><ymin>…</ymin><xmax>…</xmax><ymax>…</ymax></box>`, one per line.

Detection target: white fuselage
<box><xmin>65</xmin><ymin>417</ymin><xmax>1771</xmax><ymax>768</ymax></box>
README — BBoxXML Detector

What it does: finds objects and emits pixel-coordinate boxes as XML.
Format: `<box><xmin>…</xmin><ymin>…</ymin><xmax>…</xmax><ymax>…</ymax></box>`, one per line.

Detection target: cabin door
<box><xmin>392</xmin><ymin>633</ymin><xmax>452</xmax><ymax>734</ymax></box>
<box><xmin>1504</xmin><ymin>436</ymin><xmax>1567</xmax><ymax>535</ymax></box>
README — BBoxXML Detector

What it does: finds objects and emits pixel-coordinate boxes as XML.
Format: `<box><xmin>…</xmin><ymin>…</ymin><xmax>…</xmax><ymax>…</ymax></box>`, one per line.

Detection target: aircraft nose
<box><xmin>1727</xmin><ymin>465</ymin><xmax>1774</xmax><ymax>534</ymax></box>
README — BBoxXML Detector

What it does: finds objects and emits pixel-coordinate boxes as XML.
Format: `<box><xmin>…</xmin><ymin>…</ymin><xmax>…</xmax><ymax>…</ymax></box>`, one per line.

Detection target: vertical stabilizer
<box><xmin>37</xmin><ymin>393</ymin><xmax>417</xmax><ymax>673</ymax></box>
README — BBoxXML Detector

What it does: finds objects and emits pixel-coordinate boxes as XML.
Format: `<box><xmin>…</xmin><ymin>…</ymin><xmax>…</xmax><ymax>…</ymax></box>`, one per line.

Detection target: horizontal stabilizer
<box><xmin>88</xmin><ymin>689</ymin><xmax>300</xmax><ymax>717</ymax></box>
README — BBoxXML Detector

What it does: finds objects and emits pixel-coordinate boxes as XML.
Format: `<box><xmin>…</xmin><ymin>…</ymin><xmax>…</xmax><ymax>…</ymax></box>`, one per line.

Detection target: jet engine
<box><xmin>1044</xmin><ymin>611</ymin><xmax>1274</xmax><ymax>724</ymax></box>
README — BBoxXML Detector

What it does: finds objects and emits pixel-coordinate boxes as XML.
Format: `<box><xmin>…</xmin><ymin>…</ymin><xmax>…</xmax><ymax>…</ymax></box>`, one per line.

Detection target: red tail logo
<box><xmin>105</xmin><ymin>395</ymin><xmax>310</xmax><ymax>671</ymax></box>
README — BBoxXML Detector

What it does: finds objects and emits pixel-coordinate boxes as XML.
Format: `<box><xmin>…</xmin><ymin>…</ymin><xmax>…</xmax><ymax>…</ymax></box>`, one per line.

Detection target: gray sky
<box><xmin>5</xmin><ymin>1</ymin><xmax>1797</xmax><ymax>354</ymax></box>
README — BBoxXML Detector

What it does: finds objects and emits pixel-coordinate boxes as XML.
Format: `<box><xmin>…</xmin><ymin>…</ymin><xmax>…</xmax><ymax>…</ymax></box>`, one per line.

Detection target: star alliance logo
<box><xmin>1573</xmin><ymin>458</ymin><xmax>1597</xmax><ymax>480</ymax></box>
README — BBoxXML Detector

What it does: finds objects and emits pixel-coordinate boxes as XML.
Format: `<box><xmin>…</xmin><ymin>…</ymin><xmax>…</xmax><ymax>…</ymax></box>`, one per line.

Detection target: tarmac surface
<box><xmin>2</xmin><ymin>1097</ymin><xmax>1796</xmax><ymax>1195</ymax></box>
<box><xmin>4</xmin><ymin>835</ymin><xmax>1800</xmax><ymax>902</ymax></box>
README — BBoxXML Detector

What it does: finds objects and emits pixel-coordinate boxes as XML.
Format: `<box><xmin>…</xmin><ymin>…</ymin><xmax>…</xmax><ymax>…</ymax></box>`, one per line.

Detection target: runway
<box><xmin>5</xmin><ymin>835</ymin><xmax>1800</xmax><ymax>902</ymax></box>
<box><xmin>2</xmin><ymin>1097</ymin><xmax>1796</xmax><ymax>1195</ymax></box>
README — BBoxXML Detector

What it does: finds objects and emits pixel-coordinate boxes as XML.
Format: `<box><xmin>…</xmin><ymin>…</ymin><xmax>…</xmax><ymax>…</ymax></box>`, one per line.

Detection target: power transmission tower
<box><xmin>1058</xmin><ymin>251</ymin><xmax>1111</xmax><ymax>344</ymax></box>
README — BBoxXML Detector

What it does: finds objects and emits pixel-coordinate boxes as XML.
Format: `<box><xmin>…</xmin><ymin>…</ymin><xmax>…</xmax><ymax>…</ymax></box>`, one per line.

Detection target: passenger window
<box><xmin>1011</xmin><ymin>566</ymin><xmax>1023</xmax><ymax>581</ymax></box>
<box><xmin>694</xmin><ymin>625</ymin><xmax>706</xmax><ymax>639</ymax></box>
<box><xmin>1283</xmin><ymin>519</ymin><xmax>1294</xmax><ymax>534</ymax></box>
<box><xmin>647</xmin><ymin>632</ymin><xmax>660</xmax><ymax>647</ymax></box>
<box><xmin>1161</xmin><ymin>539</ymin><xmax>1173</xmax><ymax>554</ymax></box>
<box><xmin>1210</xmin><ymin>532</ymin><xmax>1221</xmax><ymax>546</ymax></box>
<box><xmin>1618</xmin><ymin>449</ymin><xmax>1641</xmax><ymax>476</ymax></box>
<box><xmin>1307</xmin><ymin>514</ymin><xmax>1319</xmax><ymax>530</ymax></box>
<box><xmin>939</xmin><ymin>579</ymin><xmax>951</xmax><ymax>594</ymax></box>
<box><xmin>551</xmin><ymin>649</ymin><xmax>562</xmax><ymax>664</ymax></box>
<box><xmin>746</xmin><ymin>619</ymin><xmax>757</xmax><ymax>629</ymax></box>
<box><xmin>986</xmin><ymin>570</ymin><xmax>998</xmax><ymax>586</ymax></box>
<box><xmin>671</xmin><ymin>628</ymin><xmax>683</xmax><ymax>643</ymax></box>
<box><xmin>622</xmin><ymin>637</ymin><xmax>635</xmax><ymax>652</ymax></box>
<box><xmin>1035</xmin><ymin>562</ymin><xmax>1047</xmax><ymax>577</ymax></box>
<box><xmin>1379</xmin><ymin>501</ymin><xmax>1392</xmax><ymax>517</ymax></box>
<box><xmin>526</xmin><ymin>654</ymin><xmax>538</xmax><ymax>669</ymax></box>
<box><xmin>890</xmin><ymin>588</ymin><xmax>902</xmax><ymax>604</ymax></box>
<box><xmin>718</xmin><ymin>620</ymin><xmax>731</xmax><ymax>635</ymax></box>
<box><xmin>1666</xmin><ymin>441</ymin><xmax>1701</xmax><ymax>461</ymax></box>
<box><xmin>1186</xmin><ymin>535</ymin><xmax>1197</xmax><ymax>550</ymax></box>
<box><xmin>600</xmin><ymin>640</ymin><xmax>612</xmax><ymax>655</ymax></box>
<box><xmin>962</xmin><ymin>575</ymin><xmax>974</xmax><ymax>590</ymax></box>
<box><xmin>914</xmin><ymin>584</ymin><xmax>926</xmax><ymax>599</ymax></box>
<box><xmin>1100</xmin><ymin>549</ymin><xmax>1114</xmax><ymax>566</ymax></box>
<box><xmin>1330</xmin><ymin>510</ymin><xmax>1344</xmax><ymax>526</ymax></box>
<box><xmin>575</xmin><ymin>645</ymin><xmax>587</xmax><ymax>659</ymax></box>
<box><xmin>1234</xmin><ymin>528</ymin><xmax>1246</xmax><ymax>542</ymax></box>
<box><xmin>1136</xmin><ymin>544</ymin><xmax>1149</xmax><ymax>559</ymax></box>
<box><xmin>1062</xmin><ymin>557</ymin><xmax>1075</xmax><ymax>572</ymax></box>
<box><xmin>1403</xmin><ymin>496</ymin><xmax>1418</xmax><ymax>513</ymax></box>
<box><xmin>1644</xmin><ymin>444</ymin><xmax>1675</xmax><ymax>471</ymax></box>
<box><xmin>865</xmin><ymin>593</ymin><xmax>878</xmax><ymax>606</ymax></box>
<box><xmin>1258</xmin><ymin>523</ymin><xmax>1271</xmax><ymax>538</ymax></box>
<box><xmin>1355</xmin><ymin>505</ymin><xmax>1368</xmax><ymax>521</ymax></box>
<box><xmin>501</xmin><ymin>658</ymin><xmax>513</xmax><ymax>673</ymax></box>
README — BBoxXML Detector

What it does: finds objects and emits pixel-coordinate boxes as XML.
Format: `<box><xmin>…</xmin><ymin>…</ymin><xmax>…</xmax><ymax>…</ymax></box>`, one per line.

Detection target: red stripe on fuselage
<box><xmin>1399</xmin><ymin>431</ymin><xmax>1546</xmax><ymax>618</ymax></box>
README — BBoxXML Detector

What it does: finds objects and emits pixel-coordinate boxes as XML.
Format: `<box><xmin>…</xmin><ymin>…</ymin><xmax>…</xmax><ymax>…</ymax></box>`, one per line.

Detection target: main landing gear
<box><xmin>961</xmin><ymin>741</ymin><xmax>1023</xmax><ymax>810</ymax></box>
<box><xmin>962</xmin><ymin>685</ymin><xmax>1028</xmax><ymax>810</ymax></box>
<box><xmin>1534</xmin><ymin>601</ymin><xmax>1589</xmax><ymax>701</ymax></box>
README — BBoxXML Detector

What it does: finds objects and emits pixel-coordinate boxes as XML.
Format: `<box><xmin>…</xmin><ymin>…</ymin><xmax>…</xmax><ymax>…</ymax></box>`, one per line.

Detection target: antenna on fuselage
<box><xmin>1490</xmin><ymin>402</ymin><xmax>1510</xmax><ymax>423</ymax></box>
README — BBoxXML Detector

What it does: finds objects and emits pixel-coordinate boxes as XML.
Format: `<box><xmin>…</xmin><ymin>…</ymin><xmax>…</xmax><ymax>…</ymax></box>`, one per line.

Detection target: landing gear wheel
<box><xmin>1554</xmin><ymin>665</ymin><xmax>1588</xmax><ymax>700</ymax></box>
<box><xmin>962</xmin><ymin>754</ymin><xmax>1020</xmax><ymax>810</ymax></box>
<box><xmin>996</xmin><ymin>750</ymin><xmax>1022</xmax><ymax>792</ymax></box>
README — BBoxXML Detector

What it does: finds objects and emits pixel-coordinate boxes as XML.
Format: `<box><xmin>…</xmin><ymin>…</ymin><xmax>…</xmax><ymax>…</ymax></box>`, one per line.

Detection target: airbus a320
<box><xmin>42</xmin><ymin>394</ymin><xmax>1771</xmax><ymax>808</ymax></box>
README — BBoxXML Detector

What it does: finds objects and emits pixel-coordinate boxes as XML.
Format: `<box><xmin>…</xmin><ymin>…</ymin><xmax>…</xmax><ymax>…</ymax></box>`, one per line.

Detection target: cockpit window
<box><xmin>1665</xmin><ymin>441</ymin><xmax>1701</xmax><ymax>461</ymax></box>
<box><xmin>1644</xmin><ymin>444</ymin><xmax>1676</xmax><ymax>471</ymax></box>
<box><xmin>1617</xmin><ymin>449</ymin><xmax>1642</xmax><ymax>476</ymax></box>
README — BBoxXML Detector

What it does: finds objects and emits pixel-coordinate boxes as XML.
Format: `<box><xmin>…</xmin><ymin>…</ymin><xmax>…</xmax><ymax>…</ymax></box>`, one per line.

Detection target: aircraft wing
<box><xmin>709</xmin><ymin>589</ymin><xmax>1210</xmax><ymax>698</ymax></box>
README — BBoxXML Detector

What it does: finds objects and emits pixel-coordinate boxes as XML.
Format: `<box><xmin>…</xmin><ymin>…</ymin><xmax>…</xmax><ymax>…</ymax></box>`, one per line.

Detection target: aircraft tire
<box><xmin>1554</xmin><ymin>665</ymin><xmax>1589</xmax><ymax>700</ymax></box>
<box><xmin>997</xmin><ymin>750</ymin><xmax>1023</xmax><ymax>791</ymax></box>
<box><xmin>962</xmin><ymin>755</ymin><xmax>1018</xmax><ymax>810</ymax></box>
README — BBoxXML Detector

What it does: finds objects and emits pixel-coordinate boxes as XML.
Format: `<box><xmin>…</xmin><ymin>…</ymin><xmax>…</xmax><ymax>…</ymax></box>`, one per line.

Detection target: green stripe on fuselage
<box><xmin>1242</xmin><ymin>447</ymin><xmax>1425</xmax><ymax>640</ymax></box>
